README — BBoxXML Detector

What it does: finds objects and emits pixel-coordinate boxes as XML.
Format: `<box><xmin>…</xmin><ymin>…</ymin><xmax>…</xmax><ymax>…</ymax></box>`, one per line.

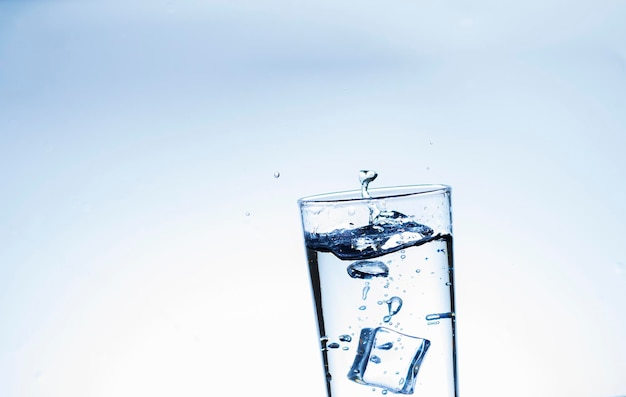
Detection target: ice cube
<box><xmin>348</xmin><ymin>327</ymin><xmax>430</xmax><ymax>394</ymax></box>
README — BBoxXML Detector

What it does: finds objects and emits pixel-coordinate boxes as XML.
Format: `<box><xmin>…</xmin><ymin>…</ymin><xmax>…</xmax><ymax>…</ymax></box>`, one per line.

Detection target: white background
<box><xmin>1</xmin><ymin>1</ymin><xmax>625</xmax><ymax>396</ymax></box>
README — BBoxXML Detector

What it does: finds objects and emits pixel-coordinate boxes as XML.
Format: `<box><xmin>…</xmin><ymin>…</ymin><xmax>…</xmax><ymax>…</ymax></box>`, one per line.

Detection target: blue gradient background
<box><xmin>1</xmin><ymin>1</ymin><xmax>625</xmax><ymax>396</ymax></box>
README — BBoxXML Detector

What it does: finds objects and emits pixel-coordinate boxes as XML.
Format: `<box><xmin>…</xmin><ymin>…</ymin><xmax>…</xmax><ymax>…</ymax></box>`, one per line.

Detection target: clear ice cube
<box><xmin>348</xmin><ymin>327</ymin><xmax>430</xmax><ymax>394</ymax></box>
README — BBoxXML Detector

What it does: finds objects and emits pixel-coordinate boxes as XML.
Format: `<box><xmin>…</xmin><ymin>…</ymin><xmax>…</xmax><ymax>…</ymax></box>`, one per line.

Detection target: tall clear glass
<box><xmin>298</xmin><ymin>185</ymin><xmax>457</xmax><ymax>397</ymax></box>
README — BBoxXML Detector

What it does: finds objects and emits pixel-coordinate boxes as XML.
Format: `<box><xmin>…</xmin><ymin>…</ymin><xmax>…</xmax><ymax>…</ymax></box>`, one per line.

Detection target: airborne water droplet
<box><xmin>273</xmin><ymin>171</ymin><xmax>280</xmax><ymax>178</ymax></box>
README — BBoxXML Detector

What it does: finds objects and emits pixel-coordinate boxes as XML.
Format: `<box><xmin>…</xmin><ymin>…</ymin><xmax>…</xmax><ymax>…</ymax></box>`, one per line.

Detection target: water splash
<box><xmin>359</xmin><ymin>170</ymin><xmax>378</xmax><ymax>199</ymax></box>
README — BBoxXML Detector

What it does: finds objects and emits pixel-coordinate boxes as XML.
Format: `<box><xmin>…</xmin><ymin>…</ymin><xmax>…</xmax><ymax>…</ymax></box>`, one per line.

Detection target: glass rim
<box><xmin>298</xmin><ymin>184</ymin><xmax>451</xmax><ymax>204</ymax></box>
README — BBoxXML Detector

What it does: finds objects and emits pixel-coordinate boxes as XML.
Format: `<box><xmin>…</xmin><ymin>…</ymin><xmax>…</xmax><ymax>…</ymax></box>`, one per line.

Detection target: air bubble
<box><xmin>339</xmin><ymin>335</ymin><xmax>352</xmax><ymax>342</ymax></box>
<box><xmin>387</xmin><ymin>297</ymin><xmax>403</xmax><ymax>316</ymax></box>
<box><xmin>347</xmin><ymin>261</ymin><xmax>389</xmax><ymax>279</ymax></box>
<box><xmin>425</xmin><ymin>312</ymin><xmax>453</xmax><ymax>321</ymax></box>
<box><xmin>362</xmin><ymin>282</ymin><xmax>371</xmax><ymax>300</ymax></box>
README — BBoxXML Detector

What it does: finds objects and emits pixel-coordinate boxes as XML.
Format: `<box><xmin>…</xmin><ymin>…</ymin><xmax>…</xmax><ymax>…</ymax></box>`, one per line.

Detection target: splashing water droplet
<box><xmin>245</xmin><ymin>211</ymin><xmax>251</xmax><ymax>216</ymax></box>
<box><xmin>339</xmin><ymin>334</ymin><xmax>352</xmax><ymax>342</ymax></box>
<box><xmin>370</xmin><ymin>355</ymin><xmax>382</xmax><ymax>364</ymax></box>
<box><xmin>328</xmin><ymin>342</ymin><xmax>340</xmax><ymax>349</ymax></box>
<box><xmin>359</xmin><ymin>305</ymin><xmax>367</xmax><ymax>311</ymax></box>
<box><xmin>273</xmin><ymin>171</ymin><xmax>280</xmax><ymax>178</ymax></box>
<box><xmin>359</xmin><ymin>170</ymin><xmax>378</xmax><ymax>199</ymax></box>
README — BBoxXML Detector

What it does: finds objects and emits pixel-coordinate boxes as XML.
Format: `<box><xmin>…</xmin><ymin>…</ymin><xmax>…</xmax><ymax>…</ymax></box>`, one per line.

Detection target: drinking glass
<box><xmin>298</xmin><ymin>184</ymin><xmax>457</xmax><ymax>396</ymax></box>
